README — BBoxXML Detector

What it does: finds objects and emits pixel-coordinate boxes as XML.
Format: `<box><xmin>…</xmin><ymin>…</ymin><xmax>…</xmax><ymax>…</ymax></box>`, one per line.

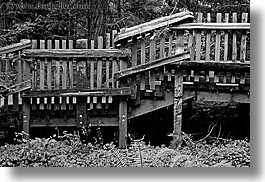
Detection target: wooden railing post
<box><xmin>119</xmin><ymin>58</ymin><xmax>128</xmax><ymax>148</ymax></box>
<box><xmin>22</xmin><ymin>98</ymin><xmax>30</xmax><ymax>139</ymax></box>
<box><xmin>172</xmin><ymin>69</ymin><xmax>183</xmax><ymax>148</ymax></box>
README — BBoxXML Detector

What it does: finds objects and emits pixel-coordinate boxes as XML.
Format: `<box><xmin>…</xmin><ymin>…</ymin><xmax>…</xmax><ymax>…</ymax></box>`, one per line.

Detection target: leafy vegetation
<box><xmin>0</xmin><ymin>131</ymin><xmax>250</xmax><ymax>167</ymax></box>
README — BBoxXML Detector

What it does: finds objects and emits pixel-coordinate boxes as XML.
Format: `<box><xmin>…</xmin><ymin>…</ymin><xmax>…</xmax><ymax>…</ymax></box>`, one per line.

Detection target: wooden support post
<box><xmin>172</xmin><ymin>70</ymin><xmax>183</xmax><ymax>148</ymax></box>
<box><xmin>119</xmin><ymin>58</ymin><xmax>128</xmax><ymax>148</ymax></box>
<box><xmin>76</xmin><ymin>97</ymin><xmax>87</xmax><ymax>127</ymax></box>
<box><xmin>22</xmin><ymin>98</ymin><xmax>30</xmax><ymax>139</ymax></box>
<box><xmin>119</xmin><ymin>98</ymin><xmax>128</xmax><ymax>149</ymax></box>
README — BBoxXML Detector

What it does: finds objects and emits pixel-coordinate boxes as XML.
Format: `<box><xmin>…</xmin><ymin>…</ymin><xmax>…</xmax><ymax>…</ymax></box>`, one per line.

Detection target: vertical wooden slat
<box><xmin>112</xmin><ymin>30</ymin><xmax>118</xmax><ymax>48</ymax></box>
<box><xmin>62</xmin><ymin>60</ymin><xmax>67</xmax><ymax>89</ymax></box>
<box><xmin>205</xmin><ymin>13</ymin><xmax>211</xmax><ymax>61</ymax></box>
<box><xmin>168</xmin><ymin>31</ymin><xmax>173</xmax><ymax>56</ymax></box>
<box><xmin>140</xmin><ymin>39</ymin><xmax>146</xmax><ymax>90</ymax></box>
<box><xmin>55</xmin><ymin>60</ymin><xmax>60</xmax><ymax>89</ymax></box>
<box><xmin>40</xmin><ymin>40</ymin><xmax>45</xmax><ymax>49</ymax></box>
<box><xmin>131</xmin><ymin>40</ymin><xmax>137</xmax><ymax>67</ymax></box>
<box><xmin>240</xmin><ymin>13</ymin><xmax>248</xmax><ymax>63</ymax></box>
<box><xmin>40</xmin><ymin>59</ymin><xmax>45</xmax><ymax>90</ymax></box>
<box><xmin>159</xmin><ymin>36</ymin><xmax>166</xmax><ymax>81</ymax></box>
<box><xmin>22</xmin><ymin>98</ymin><xmax>30</xmax><ymax>139</ymax></box>
<box><xmin>214</xmin><ymin>13</ymin><xmax>222</xmax><ymax>83</ymax></box>
<box><xmin>173</xmin><ymin>70</ymin><xmax>183</xmax><ymax>147</ymax></box>
<box><xmin>224</xmin><ymin>13</ymin><xmax>229</xmax><ymax>61</ymax></box>
<box><xmin>47</xmin><ymin>40</ymin><xmax>52</xmax><ymax>90</ymax></box>
<box><xmin>97</xmin><ymin>36</ymin><xmax>103</xmax><ymax>88</ymax></box>
<box><xmin>195</xmin><ymin>13</ymin><xmax>202</xmax><ymax>62</ymax></box>
<box><xmin>31</xmin><ymin>40</ymin><xmax>38</xmax><ymax>49</ymax></box>
<box><xmin>54</xmin><ymin>40</ymin><xmax>60</xmax><ymax>90</ymax></box>
<box><xmin>188</xmin><ymin>30</ymin><xmax>195</xmax><ymax>61</ymax></box>
<box><xmin>149</xmin><ymin>38</ymin><xmax>156</xmax><ymax>90</ymax></box>
<box><xmin>106</xmin><ymin>33</ymin><xmax>111</xmax><ymax>88</ymax></box>
<box><xmin>232</xmin><ymin>13</ymin><xmax>237</xmax><ymax>62</ymax></box>
<box><xmin>119</xmin><ymin>56</ymin><xmax>128</xmax><ymax>148</ymax></box>
<box><xmin>215</xmin><ymin>13</ymin><xmax>221</xmax><ymax>62</ymax></box>
<box><xmin>90</xmin><ymin>40</ymin><xmax>95</xmax><ymax>89</ymax></box>
<box><xmin>194</xmin><ymin>13</ymin><xmax>203</xmax><ymax>82</ymax></box>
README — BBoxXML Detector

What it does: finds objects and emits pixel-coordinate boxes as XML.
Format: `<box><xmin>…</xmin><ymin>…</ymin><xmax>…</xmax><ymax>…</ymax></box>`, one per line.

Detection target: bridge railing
<box><xmin>0</xmin><ymin>40</ymin><xmax>32</xmax><ymax>110</ymax></box>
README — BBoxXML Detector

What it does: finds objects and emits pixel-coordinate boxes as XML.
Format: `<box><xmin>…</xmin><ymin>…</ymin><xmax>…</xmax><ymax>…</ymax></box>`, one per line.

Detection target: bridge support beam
<box><xmin>119</xmin><ymin>98</ymin><xmax>128</xmax><ymax>148</ymax></box>
<box><xmin>22</xmin><ymin>98</ymin><xmax>30</xmax><ymax>139</ymax></box>
<box><xmin>172</xmin><ymin>70</ymin><xmax>183</xmax><ymax>148</ymax></box>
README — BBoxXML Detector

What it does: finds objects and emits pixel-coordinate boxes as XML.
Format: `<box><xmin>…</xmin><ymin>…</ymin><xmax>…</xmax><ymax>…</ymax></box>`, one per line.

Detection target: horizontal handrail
<box><xmin>22</xmin><ymin>49</ymin><xmax>131</xmax><ymax>58</ymax></box>
<box><xmin>22</xmin><ymin>87</ymin><xmax>134</xmax><ymax>97</ymax></box>
<box><xmin>0</xmin><ymin>40</ymin><xmax>31</xmax><ymax>55</ymax></box>
<box><xmin>171</xmin><ymin>23</ymin><xmax>250</xmax><ymax>30</ymax></box>
<box><xmin>115</xmin><ymin>12</ymin><xmax>193</xmax><ymax>43</ymax></box>
<box><xmin>115</xmin><ymin>52</ymin><xmax>190</xmax><ymax>80</ymax></box>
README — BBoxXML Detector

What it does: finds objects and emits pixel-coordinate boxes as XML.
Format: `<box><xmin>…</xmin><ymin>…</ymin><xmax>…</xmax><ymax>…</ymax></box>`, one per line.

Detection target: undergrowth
<box><xmin>0</xmin><ymin>130</ymin><xmax>250</xmax><ymax>167</ymax></box>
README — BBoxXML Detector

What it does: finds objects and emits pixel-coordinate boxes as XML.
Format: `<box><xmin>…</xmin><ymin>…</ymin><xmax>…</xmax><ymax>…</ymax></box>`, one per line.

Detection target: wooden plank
<box><xmin>23</xmin><ymin>49</ymin><xmax>131</xmax><ymax>58</ymax></box>
<box><xmin>112</xmin><ymin>58</ymin><xmax>118</xmax><ymax>88</ymax></box>
<box><xmin>69</xmin><ymin>59</ymin><xmax>73</xmax><ymax>89</ymax></box>
<box><xmin>106</xmin><ymin>33</ymin><xmax>111</xmax><ymax>88</ymax></box>
<box><xmin>76</xmin><ymin>97</ymin><xmax>87</xmax><ymax>127</ymax></box>
<box><xmin>172</xmin><ymin>61</ymin><xmax>250</xmax><ymax>71</ymax></box>
<box><xmin>8</xmin><ymin>94</ymin><xmax>13</xmax><ymax>105</ymax></box>
<box><xmin>173</xmin><ymin>70</ymin><xmax>183</xmax><ymax>146</ymax></box>
<box><xmin>55</xmin><ymin>40</ymin><xmax>60</xmax><ymax>49</ymax></box>
<box><xmin>232</xmin><ymin>13</ymin><xmax>237</xmax><ymax>62</ymax></box>
<box><xmin>158</xmin><ymin>35</ymin><xmax>166</xmax><ymax>81</ymax></box>
<box><xmin>115</xmin><ymin>52</ymin><xmax>190</xmax><ymax>79</ymax></box>
<box><xmin>195</xmin><ymin>13</ymin><xmax>202</xmax><ymax>62</ymax></box>
<box><xmin>55</xmin><ymin>59</ymin><xmax>60</xmax><ymax>89</ymax></box>
<box><xmin>47</xmin><ymin>40</ymin><xmax>52</xmax><ymax>91</ymax></box>
<box><xmin>40</xmin><ymin>40</ymin><xmax>45</xmax><ymax>49</ymax></box>
<box><xmin>224</xmin><ymin>13</ymin><xmax>229</xmax><ymax>61</ymax></box>
<box><xmin>140</xmin><ymin>39</ymin><xmax>146</xmax><ymax>90</ymax></box>
<box><xmin>214</xmin><ymin>13</ymin><xmax>222</xmax><ymax>83</ymax></box>
<box><xmin>31</xmin><ymin>40</ymin><xmax>38</xmax><ymax>49</ymax></box>
<box><xmin>23</xmin><ymin>87</ymin><xmax>134</xmax><ymax>98</ymax></box>
<box><xmin>215</xmin><ymin>13</ymin><xmax>222</xmax><ymax>62</ymax></box>
<box><xmin>62</xmin><ymin>60</ymin><xmax>67</xmax><ymax>89</ymax></box>
<box><xmin>97</xmin><ymin>36</ymin><xmax>103</xmax><ymax>89</ymax></box>
<box><xmin>90</xmin><ymin>40</ymin><xmax>95</xmax><ymax>89</ymax></box>
<box><xmin>115</xmin><ymin>12</ymin><xmax>193</xmax><ymax>43</ymax></box>
<box><xmin>168</xmin><ymin>31</ymin><xmax>173</xmax><ymax>56</ymax></box>
<box><xmin>171</xmin><ymin>23</ymin><xmax>250</xmax><ymax>30</ymax></box>
<box><xmin>119</xmin><ymin>98</ymin><xmax>127</xmax><ymax>148</ymax></box>
<box><xmin>62</xmin><ymin>40</ymin><xmax>67</xmax><ymax>49</ymax></box>
<box><xmin>149</xmin><ymin>38</ymin><xmax>156</xmax><ymax>90</ymax></box>
<box><xmin>240</xmin><ymin>13</ymin><xmax>248</xmax><ymax>63</ymax></box>
<box><xmin>131</xmin><ymin>40</ymin><xmax>137</xmax><ymax>67</ymax></box>
<box><xmin>188</xmin><ymin>30</ymin><xmax>195</xmax><ymax>61</ymax></box>
<box><xmin>22</xmin><ymin>98</ymin><xmax>30</xmax><ymax>139</ymax></box>
<box><xmin>206</xmin><ymin>13</ymin><xmax>211</xmax><ymax>61</ymax></box>
<box><xmin>39</xmin><ymin>59</ymin><xmax>45</xmax><ymax>90</ymax></box>
<box><xmin>0</xmin><ymin>40</ymin><xmax>31</xmax><ymax>55</ymax></box>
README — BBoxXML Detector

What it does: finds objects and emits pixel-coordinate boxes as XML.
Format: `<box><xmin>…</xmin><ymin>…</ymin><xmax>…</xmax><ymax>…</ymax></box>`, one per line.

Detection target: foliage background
<box><xmin>0</xmin><ymin>0</ymin><xmax>249</xmax><ymax>46</ymax></box>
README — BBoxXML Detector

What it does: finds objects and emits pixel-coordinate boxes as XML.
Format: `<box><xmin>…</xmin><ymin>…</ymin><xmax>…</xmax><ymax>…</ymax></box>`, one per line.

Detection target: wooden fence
<box><xmin>115</xmin><ymin>12</ymin><xmax>250</xmax><ymax>96</ymax></box>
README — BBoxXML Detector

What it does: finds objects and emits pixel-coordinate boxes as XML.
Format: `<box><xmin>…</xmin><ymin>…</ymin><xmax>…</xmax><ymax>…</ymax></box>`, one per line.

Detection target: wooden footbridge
<box><xmin>0</xmin><ymin>12</ymin><xmax>250</xmax><ymax>148</ymax></box>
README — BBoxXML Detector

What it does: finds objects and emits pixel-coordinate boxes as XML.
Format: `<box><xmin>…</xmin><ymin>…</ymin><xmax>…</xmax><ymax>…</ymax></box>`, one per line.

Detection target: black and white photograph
<box><xmin>0</xmin><ymin>0</ymin><xmax>259</xmax><ymax>177</ymax></box>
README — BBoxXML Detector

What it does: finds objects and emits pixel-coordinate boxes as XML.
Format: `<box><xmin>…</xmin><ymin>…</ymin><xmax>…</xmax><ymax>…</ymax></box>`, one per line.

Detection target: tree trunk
<box><xmin>87</xmin><ymin>0</ymin><xmax>108</xmax><ymax>46</ymax></box>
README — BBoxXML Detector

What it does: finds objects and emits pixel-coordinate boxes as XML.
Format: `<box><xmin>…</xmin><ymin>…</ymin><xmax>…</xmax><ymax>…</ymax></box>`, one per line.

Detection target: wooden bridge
<box><xmin>0</xmin><ymin>12</ymin><xmax>250</xmax><ymax>148</ymax></box>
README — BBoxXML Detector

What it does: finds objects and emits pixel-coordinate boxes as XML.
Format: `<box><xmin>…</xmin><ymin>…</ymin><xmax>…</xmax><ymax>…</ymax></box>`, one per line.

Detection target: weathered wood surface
<box><xmin>115</xmin><ymin>12</ymin><xmax>193</xmax><ymax>43</ymax></box>
<box><xmin>22</xmin><ymin>87</ymin><xmax>135</xmax><ymax>97</ymax></box>
<box><xmin>0</xmin><ymin>40</ymin><xmax>31</xmax><ymax>55</ymax></box>
<box><xmin>170</xmin><ymin>61</ymin><xmax>250</xmax><ymax>71</ymax></box>
<box><xmin>22</xmin><ymin>49</ymin><xmax>131</xmax><ymax>58</ymax></box>
<box><xmin>171</xmin><ymin>23</ymin><xmax>250</xmax><ymax>30</ymax></box>
<box><xmin>115</xmin><ymin>52</ymin><xmax>190</xmax><ymax>79</ymax></box>
<box><xmin>173</xmin><ymin>70</ymin><xmax>183</xmax><ymax>146</ymax></box>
